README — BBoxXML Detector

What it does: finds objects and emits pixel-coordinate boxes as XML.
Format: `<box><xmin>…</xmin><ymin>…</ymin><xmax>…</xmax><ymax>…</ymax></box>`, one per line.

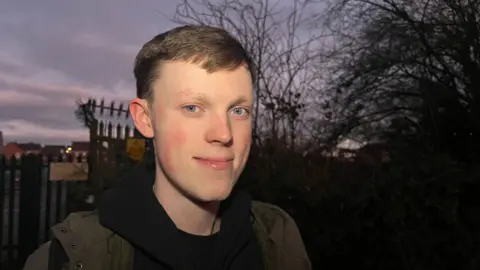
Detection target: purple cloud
<box><xmin>0</xmin><ymin>0</ymin><xmax>178</xmax><ymax>144</ymax></box>
<box><xmin>0</xmin><ymin>0</ymin><xmax>308</xmax><ymax>145</ymax></box>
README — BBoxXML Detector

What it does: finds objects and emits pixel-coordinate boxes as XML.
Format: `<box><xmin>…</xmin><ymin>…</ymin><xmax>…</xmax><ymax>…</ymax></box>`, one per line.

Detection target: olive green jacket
<box><xmin>23</xmin><ymin>201</ymin><xmax>311</xmax><ymax>270</ymax></box>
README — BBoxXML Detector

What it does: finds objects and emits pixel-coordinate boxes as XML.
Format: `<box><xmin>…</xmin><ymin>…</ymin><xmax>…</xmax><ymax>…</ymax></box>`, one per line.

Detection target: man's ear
<box><xmin>129</xmin><ymin>98</ymin><xmax>154</xmax><ymax>138</ymax></box>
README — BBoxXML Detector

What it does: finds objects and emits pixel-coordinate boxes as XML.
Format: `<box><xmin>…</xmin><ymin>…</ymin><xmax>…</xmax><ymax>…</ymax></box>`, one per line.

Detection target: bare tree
<box><xmin>75</xmin><ymin>98</ymin><xmax>96</xmax><ymax>128</ymax></box>
<box><xmin>322</xmin><ymin>0</ymin><xmax>480</xmax><ymax>156</ymax></box>
<box><xmin>170</xmin><ymin>0</ymin><xmax>327</xmax><ymax>150</ymax></box>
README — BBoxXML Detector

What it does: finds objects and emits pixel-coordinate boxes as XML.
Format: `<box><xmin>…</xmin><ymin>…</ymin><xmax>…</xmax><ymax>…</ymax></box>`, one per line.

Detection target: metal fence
<box><xmin>0</xmin><ymin>154</ymin><xmax>87</xmax><ymax>270</ymax></box>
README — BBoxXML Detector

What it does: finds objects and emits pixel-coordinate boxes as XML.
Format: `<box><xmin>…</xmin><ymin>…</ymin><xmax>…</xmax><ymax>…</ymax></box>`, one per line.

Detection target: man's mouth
<box><xmin>193</xmin><ymin>157</ymin><xmax>233</xmax><ymax>170</ymax></box>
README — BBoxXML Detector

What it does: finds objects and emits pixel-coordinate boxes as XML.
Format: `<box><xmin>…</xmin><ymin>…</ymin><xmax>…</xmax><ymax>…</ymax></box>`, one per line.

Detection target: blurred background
<box><xmin>1</xmin><ymin>0</ymin><xmax>479</xmax><ymax>269</ymax></box>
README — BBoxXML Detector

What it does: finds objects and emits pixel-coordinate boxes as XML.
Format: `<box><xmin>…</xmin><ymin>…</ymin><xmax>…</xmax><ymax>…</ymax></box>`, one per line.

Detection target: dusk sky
<box><xmin>0</xmin><ymin>0</ymin><xmax>182</xmax><ymax>145</ymax></box>
<box><xmin>0</xmin><ymin>0</ymin><xmax>316</xmax><ymax>146</ymax></box>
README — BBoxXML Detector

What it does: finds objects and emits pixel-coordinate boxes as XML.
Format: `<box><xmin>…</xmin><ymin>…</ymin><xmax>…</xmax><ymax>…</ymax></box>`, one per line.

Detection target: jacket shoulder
<box><xmin>50</xmin><ymin>211</ymin><xmax>112</xmax><ymax>257</ymax></box>
<box><xmin>23</xmin><ymin>241</ymin><xmax>51</xmax><ymax>270</ymax></box>
<box><xmin>24</xmin><ymin>211</ymin><xmax>115</xmax><ymax>270</ymax></box>
<box><xmin>251</xmin><ymin>201</ymin><xmax>312</xmax><ymax>270</ymax></box>
<box><xmin>251</xmin><ymin>201</ymin><xmax>296</xmax><ymax>231</ymax></box>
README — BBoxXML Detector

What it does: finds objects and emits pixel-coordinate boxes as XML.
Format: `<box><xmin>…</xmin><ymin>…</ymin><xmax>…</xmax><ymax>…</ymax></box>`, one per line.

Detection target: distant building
<box><xmin>3</xmin><ymin>142</ymin><xmax>21</xmax><ymax>159</ymax></box>
<box><xmin>356</xmin><ymin>143</ymin><xmax>390</xmax><ymax>165</ymax></box>
<box><xmin>42</xmin><ymin>145</ymin><xmax>68</xmax><ymax>161</ymax></box>
<box><xmin>3</xmin><ymin>142</ymin><xmax>42</xmax><ymax>159</ymax></box>
<box><xmin>325</xmin><ymin>137</ymin><xmax>366</xmax><ymax>160</ymax></box>
<box><xmin>71</xmin><ymin>141</ymin><xmax>90</xmax><ymax>161</ymax></box>
<box><xmin>42</xmin><ymin>145</ymin><xmax>66</xmax><ymax>156</ymax></box>
<box><xmin>18</xmin><ymin>143</ymin><xmax>42</xmax><ymax>155</ymax></box>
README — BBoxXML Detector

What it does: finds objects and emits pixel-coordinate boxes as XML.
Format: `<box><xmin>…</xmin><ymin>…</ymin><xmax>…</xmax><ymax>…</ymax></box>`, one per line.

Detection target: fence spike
<box><xmin>116</xmin><ymin>123</ymin><xmax>122</xmax><ymax>139</ymax></box>
<box><xmin>110</xmin><ymin>101</ymin><xmax>115</xmax><ymax>117</ymax></box>
<box><xmin>92</xmin><ymin>99</ymin><xmax>97</xmax><ymax>114</ymax></box>
<box><xmin>118</xmin><ymin>103</ymin><xmax>124</xmax><ymax>117</ymax></box>
<box><xmin>87</xmin><ymin>99</ymin><xmax>92</xmax><ymax>112</ymax></box>
<box><xmin>100</xmin><ymin>99</ymin><xmax>105</xmax><ymax>115</ymax></box>
<box><xmin>107</xmin><ymin>121</ymin><xmax>113</xmax><ymax>138</ymax></box>
<box><xmin>124</xmin><ymin>125</ymin><xmax>131</xmax><ymax>138</ymax></box>
<box><xmin>99</xmin><ymin>121</ymin><xmax>105</xmax><ymax>136</ymax></box>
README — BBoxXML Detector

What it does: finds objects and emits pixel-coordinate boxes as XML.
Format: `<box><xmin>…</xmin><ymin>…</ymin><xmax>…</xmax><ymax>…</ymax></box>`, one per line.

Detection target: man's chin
<box><xmin>189</xmin><ymin>186</ymin><xmax>234</xmax><ymax>204</ymax></box>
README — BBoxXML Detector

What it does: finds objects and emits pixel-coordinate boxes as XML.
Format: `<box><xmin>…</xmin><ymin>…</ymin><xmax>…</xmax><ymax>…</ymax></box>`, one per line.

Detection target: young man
<box><xmin>23</xmin><ymin>25</ymin><xmax>311</xmax><ymax>270</ymax></box>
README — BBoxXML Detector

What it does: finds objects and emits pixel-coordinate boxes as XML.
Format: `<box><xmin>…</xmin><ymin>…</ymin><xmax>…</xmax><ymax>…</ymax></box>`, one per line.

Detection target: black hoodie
<box><xmin>97</xmin><ymin>165</ymin><xmax>264</xmax><ymax>270</ymax></box>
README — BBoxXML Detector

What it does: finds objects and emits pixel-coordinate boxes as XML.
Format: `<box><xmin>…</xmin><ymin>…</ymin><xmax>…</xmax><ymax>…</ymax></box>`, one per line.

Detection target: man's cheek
<box><xmin>240</xmin><ymin>128</ymin><xmax>252</xmax><ymax>148</ymax></box>
<box><xmin>158</xmin><ymin>128</ymin><xmax>187</xmax><ymax>173</ymax></box>
<box><xmin>237</xmin><ymin>129</ymin><xmax>252</xmax><ymax>164</ymax></box>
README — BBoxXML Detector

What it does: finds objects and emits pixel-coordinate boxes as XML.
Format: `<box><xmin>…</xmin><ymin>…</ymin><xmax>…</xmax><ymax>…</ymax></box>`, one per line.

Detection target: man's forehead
<box><xmin>159</xmin><ymin>60</ymin><xmax>250</xmax><ymax>75</ymax></box>
<box><xmin>153</xmin><ymin>62</ymin><xmax>252</xmax><ymax>99</ymax></box>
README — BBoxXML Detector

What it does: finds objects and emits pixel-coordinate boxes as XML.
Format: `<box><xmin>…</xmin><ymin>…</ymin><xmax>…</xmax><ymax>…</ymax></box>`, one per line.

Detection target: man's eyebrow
<box><xmin>229</xmin><ymin>96</ymin><xmax>251</xmax><ymax>108</ymax></box>
<box><xmin>177</xmin><ymin>90</ymin><xmax>209</xmax><ymax>103</ymax></box>
<box><xmin>190</xmin><ymin>93</ymin><xmax>210</xmax><ymax>105</ymax></box>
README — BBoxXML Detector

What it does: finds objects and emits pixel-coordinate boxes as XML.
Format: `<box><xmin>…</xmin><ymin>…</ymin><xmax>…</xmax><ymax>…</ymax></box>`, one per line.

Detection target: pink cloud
<box><xmin>0</xmin><ymin>71</ymin><xmax>132</xmax><ymax>102</ymax></box>
<box><xmin>0</xmin><ymin>90</ymin><xmax>49</xmax><ymax>105</ymax></box>
<box><xmin>72</xmin><ymin>32</ymin><xmax>137</xmax><ymax>57</ymax></box>
<box><xmin>0</xmin><ymin>119</ymin><xmax>88</xmax><ymax>141</ymax></box>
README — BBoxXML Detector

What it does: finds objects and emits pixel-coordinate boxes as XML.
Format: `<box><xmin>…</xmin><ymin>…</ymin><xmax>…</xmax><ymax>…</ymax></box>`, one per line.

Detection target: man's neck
<box><xmin>153</xmin><ymin>168</ymin><xmax>220</xmax><ymax>236</ymax></box>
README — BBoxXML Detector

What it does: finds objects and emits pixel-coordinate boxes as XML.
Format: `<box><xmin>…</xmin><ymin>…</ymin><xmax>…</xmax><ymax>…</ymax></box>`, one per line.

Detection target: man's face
<box><xmin>137</xmin><ymin>61</ymin><xmax>253</xmax><ymax>202</ymax></box>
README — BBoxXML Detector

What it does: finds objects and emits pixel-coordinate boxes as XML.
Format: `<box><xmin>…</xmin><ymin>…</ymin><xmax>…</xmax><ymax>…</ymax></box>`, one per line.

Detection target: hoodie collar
<box><xmin>98</xmin><ymin>164</ymin><xmax>253</xmax><ymax>270</ymax></box>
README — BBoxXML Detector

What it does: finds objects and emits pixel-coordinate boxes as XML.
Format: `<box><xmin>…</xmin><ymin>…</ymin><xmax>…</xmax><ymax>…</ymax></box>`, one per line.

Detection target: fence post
<box><xmin>0</xmin><ymin>155</ymin><xmax>5</xmax><ymax>257</ymax></box>
<box><xmin>17</xmin><ymin>154</ymin><xmax>42</xmax><ymax>267</ymax></box>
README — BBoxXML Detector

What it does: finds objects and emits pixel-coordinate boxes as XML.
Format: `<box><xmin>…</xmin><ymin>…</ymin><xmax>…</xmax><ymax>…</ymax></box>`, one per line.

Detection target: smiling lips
<box><xmin>193</xmin><ymin>157</ymin><xmax>233</xmax><ymax>170</ymax></box>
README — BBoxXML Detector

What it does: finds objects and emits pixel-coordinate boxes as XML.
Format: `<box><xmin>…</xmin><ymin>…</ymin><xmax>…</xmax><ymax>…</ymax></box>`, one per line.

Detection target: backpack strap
<box><xmin>106</xmin><ymin>233</ymin><xmax>134</xmax><ymax>270</ymax></box>
<box><xmin>48</xmin><ymin>238</ymin><xmax>69</xmax><ymax>270</ymax></box>
<box><xmin>250</xmin><ymin>201</ymin><xmax>312</xmax><ymax>270</ymax></box>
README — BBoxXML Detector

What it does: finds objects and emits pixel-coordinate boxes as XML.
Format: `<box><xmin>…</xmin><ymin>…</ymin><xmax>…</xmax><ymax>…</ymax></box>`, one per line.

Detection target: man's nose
<box><xmin>205</xmin><ymin>115</ymin><xmax>233</xmax><ymax>146</ymax></box>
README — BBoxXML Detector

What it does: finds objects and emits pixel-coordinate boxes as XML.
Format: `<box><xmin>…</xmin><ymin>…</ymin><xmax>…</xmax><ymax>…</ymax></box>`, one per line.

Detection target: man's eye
<box><xmin>183</xmin><ymin>105</ymin><xmax>199</xmax><ymax>113</ymax></box>
<box><xmin>231</xmin><ymin>108</ymin><xmax>249</xmax><ymax>116</ymax></box>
